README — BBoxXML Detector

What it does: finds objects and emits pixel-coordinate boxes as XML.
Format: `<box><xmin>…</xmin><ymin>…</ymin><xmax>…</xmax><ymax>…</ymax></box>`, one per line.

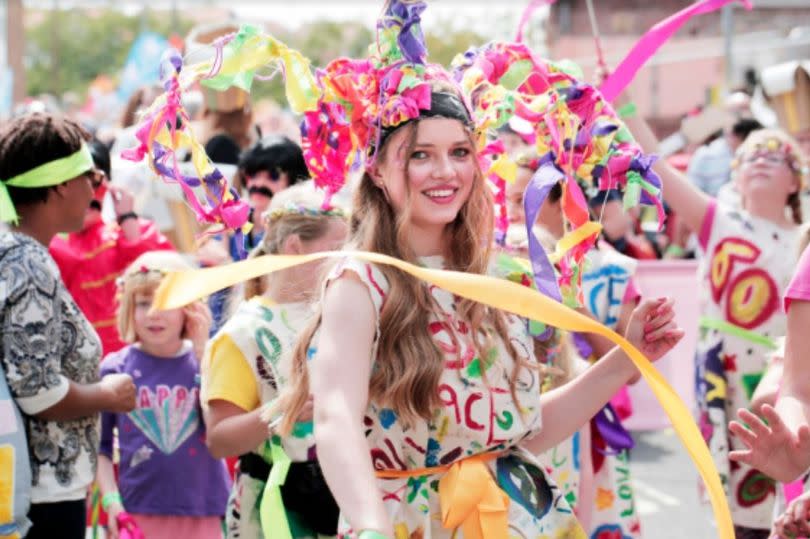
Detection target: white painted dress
<box><xmin>204</xmin><ymin>297</ymin><xmax>335</xmax><ymax>538</ymax></box>
<box><xmin>695</xmin><ymin>202</ymin><xmax>799</xmax><ymax>529</ymax></box>
<box><xmin>309</xmin><ymin>256</ymin><xmax>586</xmax><ymax>538</ymax></box>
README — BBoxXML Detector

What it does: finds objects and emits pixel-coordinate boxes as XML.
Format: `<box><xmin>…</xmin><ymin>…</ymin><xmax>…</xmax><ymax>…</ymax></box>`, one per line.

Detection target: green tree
<box><xmin>25</xmin><ymin>8</ymin><xmax>193</xmax><ymax>97</ymax></box>
<box><xmin>24</xmin><ymin>8</ymin><xmax>496</xmax><ymax>111</ymax></box>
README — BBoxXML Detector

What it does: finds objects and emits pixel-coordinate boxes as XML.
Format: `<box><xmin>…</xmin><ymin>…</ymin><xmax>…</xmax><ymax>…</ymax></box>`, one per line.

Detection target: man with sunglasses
<box><xmin>49</xmin><ymin>140</ymin><xmax>174</xmax><ymax>356</ymax></box>
<box><xmin>197</xmin><ymin>135</ymin><xmax>310</xmax><ymax>332</ymax></box>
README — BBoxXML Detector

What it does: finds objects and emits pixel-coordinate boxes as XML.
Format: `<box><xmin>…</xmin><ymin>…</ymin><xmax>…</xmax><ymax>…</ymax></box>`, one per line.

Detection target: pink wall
<box><xmin>551</xmin><ymin>35</ymin><xmax>726</xmax><ymax>120</ymax></box>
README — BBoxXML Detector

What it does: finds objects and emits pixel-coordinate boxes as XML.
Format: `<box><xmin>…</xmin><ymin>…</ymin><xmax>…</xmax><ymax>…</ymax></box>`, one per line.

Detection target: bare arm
<box><xmin>526</xmin><ymin>347</ymin><xmax>637</xmax><ymax>453</ymax></box>
<box><xmin>524</xmin><ymin>298</ymin><xmax>682</xmax><ymax>454</ymax></box>
<box><xmin>204</xmin><ymin>400</ymin><xmax>269</xmax><ymax>459</ymax></box>
<box><xmin>574</xmin><ymin>306</ymin><xmax>615</xmax><ymax>358</ymax></box>
<box><xmin>97</xmin><ymin>453</ymin><xmax>120</xmax><ymax>498</ymax></box>
<box><xmin>575</xmin><ymin>300</ymin><xmax>641</xmax><ymax>384</ymax></box>
<box><xmin>775</xmin><ymin>301</ymin><xmax>810</xmax><ymax>433</ymax></box>
<box><xmin>110</xmin><ymin>185</ymin><xmax>141</xmax><ymax>242</ymax></box>
<box><xmin>312</xmin><ymin>275</ymin><xmax>392</xmax><ymax>536</ymax></box>
<box><xmin>622</xmin><ymin>113</ymin><xmax>712</xmax><ymax>234</ymax></box>
<box><xmin>97</xmin><ymin>454</ymin><xmax>125</xmax><ymax>539</ymax></box>
<box><xmin>36</xmin><ymin>374</ymin><xmax>136</xmax><ymax>422</ymax></box>
<box><xmin>577</xmin><ymin>424</ymin><xmax>594</xmax><ymax>532</ymax></box>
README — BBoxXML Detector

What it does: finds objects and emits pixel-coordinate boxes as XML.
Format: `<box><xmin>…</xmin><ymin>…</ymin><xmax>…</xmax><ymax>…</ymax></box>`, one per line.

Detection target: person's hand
<box><xmin>105</xmin><ymin>502</ymin><xmax>124</xmax><ymax>539</ymax></box>
<box><xmin>99</xmin><ymin>373</ymin><xmax>137</xmax><ymax>413</ymax></box>
<box><xmin>625</xmin><ymin>297</ymin><xmax>684</xmax><ymax>360</ymax></box>
<box><xmin>772</xmin><ymin>489</ymin><xmax>810</xmax><ymax>539</ymax></box>
<box><xmin>749</xmin><ymin>391</ymin><xmax>778</xmax><ymax>416</ymax></box>
<box><xmin>109</xmin><ymin>185</ymin><xmax>135</xmax><ymax>217</ymax></box>
<box><xmin>196</xmin><ymin>237</ymin><xmax>231</xmax><ymax>267</ymax></box>
<box><xmin>183</xmin><ymin>301</ymin><xmax>213</xmax><ymax>359</ymax></box>
<box><xmin>729</xmin><ymin>405</ymin><xmax>810</xmax><ymax>483</ymax></box>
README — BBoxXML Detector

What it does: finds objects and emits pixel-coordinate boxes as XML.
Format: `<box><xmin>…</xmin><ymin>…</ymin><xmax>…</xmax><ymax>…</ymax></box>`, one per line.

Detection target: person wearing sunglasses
<box><xmin>197</xmin><ymin>135</ymin><xmax>310</xmax><ymax>333</ymax></box>
<box><xmin>0</xmin><ymin>113</ymin><xmax>137</xmax><ymax>539</ymax></box>
<box><xmin>49</xmin><ymin>139</ymin><xmax>174</xmax><ymax>356</ymax></box>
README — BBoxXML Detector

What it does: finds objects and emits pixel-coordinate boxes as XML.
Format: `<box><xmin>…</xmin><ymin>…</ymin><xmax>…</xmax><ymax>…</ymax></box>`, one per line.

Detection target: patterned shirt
<box><xmin>0</xmin><ymin>232</ymin><xmax>102</xmax><ymax>502</ymax></box>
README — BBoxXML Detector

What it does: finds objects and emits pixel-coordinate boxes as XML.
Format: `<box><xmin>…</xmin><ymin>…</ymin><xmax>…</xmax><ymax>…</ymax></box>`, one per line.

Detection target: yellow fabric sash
<box><xmin>153</xmin><ymin>251</ymin><xmax>734</xmax><ymax>539</ymax></box>
<box><xmin>376</xmin><ymin>453</ymin><xmax>507</xmax><ymax>539</ymax></box>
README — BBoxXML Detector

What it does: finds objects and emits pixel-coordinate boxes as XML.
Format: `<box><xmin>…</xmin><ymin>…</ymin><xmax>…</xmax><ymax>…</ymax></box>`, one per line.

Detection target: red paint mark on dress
<box><xmin>366</xmin><ymin>265</ymin><xmax>387</xmax><ymax>301</ymax></box>
<box><xmin>384</xmin><ymin>438</ymin><xmax>408</xmax><ymax>470</ymax></box>
<box><xmin>487</xmin><ymin>387</ymin><xmax>508</xmax><ymax>446</ymax></box>
<box><xmin>405</xmin><ymin>437</ymin><xmax>426</xmax><ymax>454</ymax></box>
<box><xmin>464</xmin><ymin>393</ymin><xmax>486</xmax><ymax>431</ymax></box>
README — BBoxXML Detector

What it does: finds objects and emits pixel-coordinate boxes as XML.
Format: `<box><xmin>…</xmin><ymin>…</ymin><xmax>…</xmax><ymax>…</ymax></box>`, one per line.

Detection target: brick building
<box><xmin>547</xmin><ymin>0</ymin><xmax>810</xmax><ymax>129</ymax></box>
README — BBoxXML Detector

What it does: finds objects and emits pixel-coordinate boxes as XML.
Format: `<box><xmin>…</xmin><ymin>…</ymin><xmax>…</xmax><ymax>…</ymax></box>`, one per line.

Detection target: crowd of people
<box><xmin>1</xmin><ymin>2</ymin><xmax>810</xmax><ymax>539</ymax></box>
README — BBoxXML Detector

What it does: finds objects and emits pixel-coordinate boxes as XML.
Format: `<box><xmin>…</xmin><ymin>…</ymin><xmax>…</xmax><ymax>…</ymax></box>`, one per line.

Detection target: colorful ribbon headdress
<box><xmin>121</xmin><ymin>24</ymin><xmax>320</xmax><ymax>257</ymax></box>
<box><xmin>300</xmin><ymin>0</ymin><xmax>473</xmax><ymax>209</ymax></box>
<box><xmin>452</xmin><ymin>42</ymin><xmax>664</xmax><ymax>307</ymax></box>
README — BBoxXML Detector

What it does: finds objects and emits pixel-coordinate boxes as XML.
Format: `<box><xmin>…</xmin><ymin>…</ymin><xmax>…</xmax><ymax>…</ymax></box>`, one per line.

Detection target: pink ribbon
<box><xmin>599</xmin><ymin>0</ymin><xmax>753</xmax><ymax>102</ymax></box>
<box><xmin>515</xmin><ymin>0</ymin><xmax>557</xmax><ymax>43</ymax></box>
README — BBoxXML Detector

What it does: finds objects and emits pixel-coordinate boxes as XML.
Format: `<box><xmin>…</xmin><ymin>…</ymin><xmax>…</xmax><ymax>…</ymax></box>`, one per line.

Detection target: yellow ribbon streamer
<box><xmin>549</xmin><ymin>221</ymin><xmax>603</xmax><ymax>264</ymax></box>
<box><xmin>153</xmin><ymin>251</ymin><xmax>734</xmax><ymax>539</ymax></box>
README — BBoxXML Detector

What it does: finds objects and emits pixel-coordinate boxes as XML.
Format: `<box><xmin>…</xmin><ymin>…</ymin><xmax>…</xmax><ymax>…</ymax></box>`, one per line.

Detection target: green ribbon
<box><xmin>0</xmin><ymin>143</ymin><xmax>94</xmax><ymax>224</ymax></box>
<box><xmin>499</xmin><ymin>59</ymin><xmax>533</xmax><ymax>91</ymax></box>
<box><xmin>259</xmin><ymin>436</ymin><xmax>293</xmax><ymax>539</ymax></box>
<box><xmin>699</xmin><ymin>316</ymin><xmax>778</xmax><ymax>350</ymax></box>
<box><xmin>623</xmin><ymin>170</ymin><xmax>660</xmax><ymax>211</ymax></box>
<box><xmin>358</xmin><ymin>531</ymin><xmax>391</xmax><ymax>539</ymax></box>
<box><xmin>202</xmin><ymin>24</ymin><xmax>261</xmax><ymax>92</ymax></box>
<box><xmin>616</xmin><ymin>102</ymin><xmax>638</xmax><ymax>119</ymax></box>
<box><xmin>495</xmin><ymin>253</ymin><xmax>549</xmax><ymax>336</ymax></box>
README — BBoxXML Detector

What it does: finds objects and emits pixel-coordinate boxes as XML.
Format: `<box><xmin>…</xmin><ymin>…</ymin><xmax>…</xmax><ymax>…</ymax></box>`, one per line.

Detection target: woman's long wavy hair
<box><xmin>275</xmin><ymin>109</ymin><xmax>540</xmax><ymax>435</ymax></box>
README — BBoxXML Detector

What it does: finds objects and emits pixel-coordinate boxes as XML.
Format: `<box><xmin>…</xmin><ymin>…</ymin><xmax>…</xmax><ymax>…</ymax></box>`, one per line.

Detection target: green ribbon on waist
<box><xmin>259</xmin><ymin>435</ymin><xmax>292</xmax><ymax>539</ymax></box>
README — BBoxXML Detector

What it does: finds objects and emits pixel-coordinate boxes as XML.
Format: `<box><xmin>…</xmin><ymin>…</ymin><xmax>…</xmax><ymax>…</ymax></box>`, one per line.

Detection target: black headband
<box><xmin>376</xmin><ymin>91</ymin><xmax>473</xmax><ymax>153</ymax></box>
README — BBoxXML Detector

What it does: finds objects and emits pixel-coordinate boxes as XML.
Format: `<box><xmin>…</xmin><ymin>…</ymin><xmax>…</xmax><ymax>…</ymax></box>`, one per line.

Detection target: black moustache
<box><xmin>248</xmin><ymin>186</ymin><xmax>274</xmax><ymax>199</ymax></box>
<box><xmin>89</xmin><ymin>200</ymin><xmax>102</xmax><ymax>211</ymax></box>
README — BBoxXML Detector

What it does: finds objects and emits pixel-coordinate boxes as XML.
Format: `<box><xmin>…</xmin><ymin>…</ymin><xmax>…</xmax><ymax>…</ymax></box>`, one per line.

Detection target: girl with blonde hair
<box><xmin>96</xmin><ymin>251</ymin><xmax>230</xmax><ymax>539</ymax></box>
<box><xmin>203</xmin><ymin>182</ymin><xmax>348</xmax><ymax>538</ymax></box>
<box><xmin>625</xmin><ymin>109</ymin><xmax>808</xmax><ymax>537</ymax></box>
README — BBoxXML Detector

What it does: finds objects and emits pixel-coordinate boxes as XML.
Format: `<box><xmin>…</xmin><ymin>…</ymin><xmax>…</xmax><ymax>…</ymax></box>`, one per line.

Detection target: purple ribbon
<box><xmin>593</xmin><ymin>403</ymin><xmax>635</xmax><ymax>455</ymax></box>
<box><xmin>384</xmin><ymin>0</ymin><xmax>428</xmax><ymax>64</ymax></box>
<box><xmin>523</xmin><ymin>163</ymin><xmax>563</xmax><ymax>302</ymax></box>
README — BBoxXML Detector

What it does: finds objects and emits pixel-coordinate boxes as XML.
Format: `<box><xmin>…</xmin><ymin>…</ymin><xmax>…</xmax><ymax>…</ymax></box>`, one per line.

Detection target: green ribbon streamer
<box><xmin>500</xmin><ymin>59</ymin><xmax>533</xmax><ymax>91</ymax></box>
<box><xmin>202</xmin><ymin>25</ymin><xmax>261</xmax><ymax>92</ymax></box>
<box><xmin>0</xmin><ymin>144</ymin><xmax>94</xmax><ymax>224</ymax></box>
<box><xmin>358</xmin><ymin>531</ymin><xmax>391</xmax><ymax>539</ymax></box>
<box><xmin>616</xmin><ymin>102</ymin><xmax>638</xmax><ymax>119</ymax></box>
<box><xmin>623</xmin><ymin>170</ymin><xmax>660</xmax><ymax>211</ymax></box>
<box><xmin>259</xmin><ymin>436</ymin><xmax>293</xmax><ymax>539</ymax></box>
<box><xmin>698</xmin><ymin>316</ymin><xmax>778</xmax><ymax>350</ymax></box>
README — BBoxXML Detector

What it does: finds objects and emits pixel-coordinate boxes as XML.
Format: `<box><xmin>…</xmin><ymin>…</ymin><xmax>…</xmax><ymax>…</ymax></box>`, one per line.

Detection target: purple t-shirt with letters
<box><xmin>100</xmin><ymin>345</ymin><xmax>230</xmax><ymax>516</ymax></box>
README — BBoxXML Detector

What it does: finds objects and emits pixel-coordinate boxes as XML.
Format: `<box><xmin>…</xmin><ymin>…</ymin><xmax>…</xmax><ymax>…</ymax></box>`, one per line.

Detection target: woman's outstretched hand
<box><xmin>622</xmin><ymin>297</ymin><xmax>684</xmax><ymax>384</ymax></box>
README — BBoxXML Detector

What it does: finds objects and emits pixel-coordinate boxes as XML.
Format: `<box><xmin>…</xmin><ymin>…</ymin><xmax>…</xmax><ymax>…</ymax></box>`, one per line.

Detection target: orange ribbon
<box><xmin>376</xmin><ymin>453</ymin><xmax>508</xmax><ymax>539</ymax></box>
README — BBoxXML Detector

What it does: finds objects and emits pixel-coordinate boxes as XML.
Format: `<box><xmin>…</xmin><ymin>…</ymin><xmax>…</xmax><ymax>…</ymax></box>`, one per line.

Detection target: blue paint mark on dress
<box><xmin>379</xmin><ymin>408</ymin><xmax>397</xmax><ymax>429</ymax></box>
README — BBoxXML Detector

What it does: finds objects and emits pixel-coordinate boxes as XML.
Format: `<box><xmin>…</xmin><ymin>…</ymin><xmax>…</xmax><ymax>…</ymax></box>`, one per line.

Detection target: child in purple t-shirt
<box><xmin>96</xmin><ymin>251</ymin><xmax>230</xmax><ymax>539</ymax></box>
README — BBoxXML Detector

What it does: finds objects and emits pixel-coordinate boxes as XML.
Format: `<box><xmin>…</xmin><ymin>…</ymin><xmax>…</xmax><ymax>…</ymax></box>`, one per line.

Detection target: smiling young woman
<box><xmin>269</xmin><ymin>76</ymin><xmax>684</xmax><ymax>538</ymax></box>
